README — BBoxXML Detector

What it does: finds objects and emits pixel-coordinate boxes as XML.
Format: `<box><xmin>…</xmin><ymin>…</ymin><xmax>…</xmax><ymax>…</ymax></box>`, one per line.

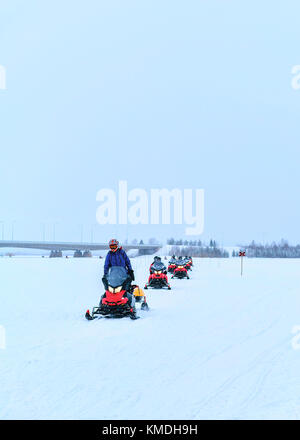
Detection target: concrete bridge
<box><xmin>0</xmin><ymin>240</ymin><xmax>162</xmax><ymax>257</ymax></box>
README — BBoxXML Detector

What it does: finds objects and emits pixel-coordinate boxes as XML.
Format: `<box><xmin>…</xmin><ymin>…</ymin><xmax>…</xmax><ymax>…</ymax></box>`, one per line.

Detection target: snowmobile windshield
<box><xmin>107</xmin><ymin>266</ymin><xmax>128</xmax><ymax>288</ymax></box>
<box><xmin>153</xmin><ymin>262</ymin><xmax>165</xmax><ymax>271</ymax></box>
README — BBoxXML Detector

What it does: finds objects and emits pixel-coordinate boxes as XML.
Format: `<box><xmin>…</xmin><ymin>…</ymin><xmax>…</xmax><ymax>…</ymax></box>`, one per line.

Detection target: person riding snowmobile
<box><xmin>145</xmin><ymin>260</ymin><xmax>171</xmax><ymax>289</ymax></box>
<box><xmin>83</xmin><ymin>266</ymin><xmax>139</xmax><ymax>320</ymax></box>
<box><xmin>167</xmin><ymin>255</ymin><xmax>177</xmax><ymax>273</ymax></box>
<box><xmin>99</xmin><ymin>266</ymin><xmax>137</xmax><ymax>316</ymax></box>
<box><xmin>149</xmin><ymin>256</ymin><xmax>163</xmax><ymax>273</ymax></box>
<box><xmin>150</xmin><ymin>256</ymin><xmax>167</xmax><ymax>274</ymax></box>
<box><xmin>184</xmin><ymin>255</ymin><xmax>193</xmax><ymax>270</ymax></box>
<box><xmin>102</xmin><ymin>239</ymin><xmax>134</xmax><ymax>293</ymax></box>
<box><xmin>172</xmin><ymin>257</ymin><xmax>189</xmax><ymax>279</ymax></box>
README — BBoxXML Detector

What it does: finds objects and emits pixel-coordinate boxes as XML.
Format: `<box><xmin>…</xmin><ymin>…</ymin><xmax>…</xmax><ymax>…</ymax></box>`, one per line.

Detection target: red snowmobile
<box><xmin>172</xmin><ymin>261</ymin><xmax>190</xmax><ymax>279</ymax></box>
<box><xmin>85</xmin><ymin>267</ymin><xmax>149</xmax><ymax>320</ymax></box>
<box><xmin>167</xmin><ymin>255</ymin><xmax>177</xmax><ymax>273</ymax></box>
<box><xmin>167</xmin><ymin>261</ymin><xmax>177</xmax><ymax>273</ymax></box>
<box><xmin>145</xmin><ymin>262</ymin><xmax>171</xmax><ymax>290</ymax></box>
<box><xmin>184</xmin><ymin>258</ymin><xmax>193</xmax><ymax>271</ymax></box>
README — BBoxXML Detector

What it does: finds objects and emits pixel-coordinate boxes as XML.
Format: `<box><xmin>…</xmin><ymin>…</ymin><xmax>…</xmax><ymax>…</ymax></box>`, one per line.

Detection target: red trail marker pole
<box><xmin>239</xmin><ymin>251</ymin><xmax>246</xmax><ymax>276</ymax></box>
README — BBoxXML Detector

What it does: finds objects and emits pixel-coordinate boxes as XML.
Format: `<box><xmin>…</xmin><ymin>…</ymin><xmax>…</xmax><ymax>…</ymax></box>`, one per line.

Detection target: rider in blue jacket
<box><xmin>102</xmin><ymin>239</ymin><xmax>134</xmax><ymax>291</ymax></box>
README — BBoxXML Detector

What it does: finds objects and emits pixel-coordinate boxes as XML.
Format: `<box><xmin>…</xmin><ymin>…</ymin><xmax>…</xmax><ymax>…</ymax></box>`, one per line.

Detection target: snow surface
<box><xmin>1</xmin><ymin>256</ymin><xmax>300</xmax><ymax>420</ymax></box>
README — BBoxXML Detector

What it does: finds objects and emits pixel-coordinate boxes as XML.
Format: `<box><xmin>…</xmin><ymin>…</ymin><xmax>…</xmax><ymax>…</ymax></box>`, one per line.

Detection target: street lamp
<box><xmin>53</xmin><ymin>223</ymin><xmax>59</xmax><ymax>242</ymax></box>
<box><xmin>41</xmin><ymin>223</ymin><xmax>46</xmax><ymax>242</ymax></box>
<box><xmin>91</xmin><ymin>224</ymin><xmax>97</xmax><ymax>243</ymax></box>
<box><xmin>0</xmin><ymin>222</ymin><xmax>4</xmax><ymax>240</ymax></box>
<box><xmin>11</xmin><ymin>221</ymin><xmax>16</xmax><ymax>241</ymax></box>
<box><xmin>79</xmin><ymin>224</ymin><xmax>83</xmax><ymax>243</ymax></box>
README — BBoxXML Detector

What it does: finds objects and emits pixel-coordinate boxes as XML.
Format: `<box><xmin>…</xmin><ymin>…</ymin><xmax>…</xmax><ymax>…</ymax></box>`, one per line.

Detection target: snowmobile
<box><xmin>145</xmin><ymin>262</ymin><xmax>171</xmax><ymax>290</ymax></box>
<box><xmin>184</xmin><ymin>256</ymin><xmax>193</xmax><ymax>271</ymax></box>
<box><xmin>167</xmin><ymin>262</ymin><xmax>176</xmax><ymax>273</ymax></box>
<box><xmin>85</xmin><ymin>267</ymin><xmax>149</xmax><ymax>320</ymax></box>
<box><xmin>171</xmin><ymin>262</ymin><xmax>189</xmax><ymax>279</ymax></box>
<box><xmin>184</xmin><ymin>258</ymin><xmax>192</xmax><ymax>271</ymax></box>
<box><xmin>167</xmin><ymin>256</ymin><xmax>177</xmax><ymax>273</ymax></box>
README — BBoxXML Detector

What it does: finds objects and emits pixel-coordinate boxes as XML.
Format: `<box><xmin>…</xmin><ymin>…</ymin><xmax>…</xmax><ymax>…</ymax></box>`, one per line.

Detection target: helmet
<box><xmin>109</xmin><ymin>239</ymin><xmax>119</xmax><ymax>252</ymax></box>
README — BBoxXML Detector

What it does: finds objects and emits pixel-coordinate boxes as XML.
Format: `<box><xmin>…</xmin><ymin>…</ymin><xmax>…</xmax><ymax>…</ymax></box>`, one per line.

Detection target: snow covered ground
<box><xmin>1</xmin><ymin>256</ymin><xmax>300</xmax><ymax>420</ymax></box>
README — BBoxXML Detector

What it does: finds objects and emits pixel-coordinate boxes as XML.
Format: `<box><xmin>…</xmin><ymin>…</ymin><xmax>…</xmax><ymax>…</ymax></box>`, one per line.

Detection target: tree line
<box><xmin>238</xmin><ymin>240</ymin><xmax>300</xmax><ymax>258</ymax></box>
<box><xmin>167</xmin><ymin>238</ymin><xmax>229</xmax><ymax>258</ymax></box>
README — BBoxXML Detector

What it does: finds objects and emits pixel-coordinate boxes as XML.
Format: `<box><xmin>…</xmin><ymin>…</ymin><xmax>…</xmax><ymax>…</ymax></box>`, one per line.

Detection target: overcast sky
<box><xmin>1</xmin><ymin>0</ymin><xmax>300</xmax><ymax>245</ymax></box>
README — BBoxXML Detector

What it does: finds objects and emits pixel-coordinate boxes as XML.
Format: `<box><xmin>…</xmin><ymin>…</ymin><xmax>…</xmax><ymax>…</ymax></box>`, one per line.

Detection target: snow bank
<box><xmin>1</xmin><ymin>257</ymin><xmax>300</xmax><ymax>419</ymax></box>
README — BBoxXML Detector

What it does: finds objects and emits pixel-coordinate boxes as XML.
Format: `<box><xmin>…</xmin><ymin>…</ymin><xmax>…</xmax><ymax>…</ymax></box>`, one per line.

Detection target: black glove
<box><xmin>128</xmin><ymin>269</ymin><xmax>135</xmax><ymax>281</ymax></box>
<box><xmin>102</xmin><ymin>275</ymin><xmax>108</xmax><ymax>290</ymax></box>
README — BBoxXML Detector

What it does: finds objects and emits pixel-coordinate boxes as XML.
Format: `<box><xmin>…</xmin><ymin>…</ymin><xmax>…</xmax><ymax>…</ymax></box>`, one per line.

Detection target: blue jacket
<box><xmin>104</xmin><ymin>248</ymin><xmax>132</xmax><ymax>275</ymax></box>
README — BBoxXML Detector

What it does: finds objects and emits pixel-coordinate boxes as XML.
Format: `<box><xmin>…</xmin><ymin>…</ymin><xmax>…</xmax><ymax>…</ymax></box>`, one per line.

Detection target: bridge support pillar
<box><xmin>73</xmin><ymin>250</ymin><xmax>83</xmax><ymax>258</ymax></box>
<box><xmin>83</xmin><ymin>250</ymin><xmax>92</xmax><ymax>258</ymax></box>
<box><xmin>50</xmin><ymin>250</ymin><xmax>62</xmax><ymax>258</ymax></box>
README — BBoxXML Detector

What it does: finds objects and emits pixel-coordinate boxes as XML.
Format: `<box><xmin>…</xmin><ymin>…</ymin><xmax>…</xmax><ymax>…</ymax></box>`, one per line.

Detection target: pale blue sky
<box><xmin>1</xmin><ymin>0</ymin><xmax>300</xmax><ymax>245</ymax></box>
